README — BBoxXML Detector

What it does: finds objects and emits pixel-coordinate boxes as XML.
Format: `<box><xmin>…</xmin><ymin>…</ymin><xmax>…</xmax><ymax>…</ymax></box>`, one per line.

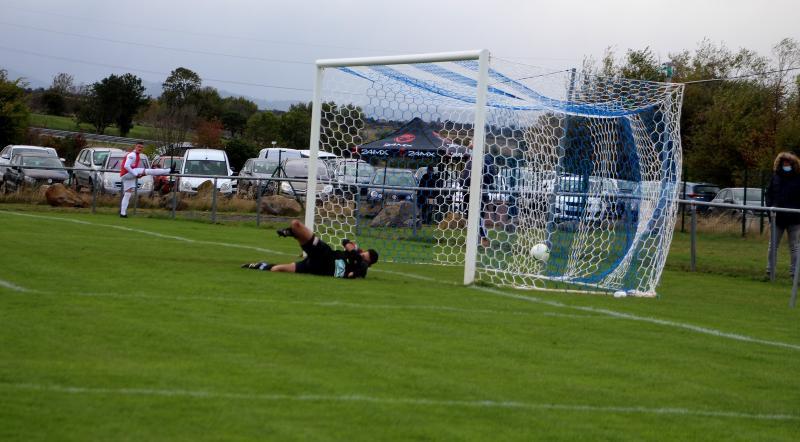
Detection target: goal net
<box><xmin>304</xmin><ymin>51</ymin><xmax>684</xmax><ymax>296</ymax></box>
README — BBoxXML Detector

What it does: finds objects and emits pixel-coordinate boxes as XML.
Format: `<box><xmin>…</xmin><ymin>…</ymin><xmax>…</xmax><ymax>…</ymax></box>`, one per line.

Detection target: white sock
<box><xmin>120</xmin><ymin>192</ymin><xmax>132</xmax><ymax>215</ymax></box>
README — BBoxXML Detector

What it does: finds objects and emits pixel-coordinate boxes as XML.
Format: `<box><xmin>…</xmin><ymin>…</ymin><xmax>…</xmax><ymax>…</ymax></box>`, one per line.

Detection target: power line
<box><xmin>0</xmin><ymin>21</ymin><xmax>314</xmax><ymax>66</ymax></box>
<box><xmin>5</xmin><ymin>5</ymin><xmax>395</xmax><ymax>54</ymax></box>
<box><xmin>0</xmin><ymin>45</ymin><xmax>312</xmax><ymax>93</ymax></box>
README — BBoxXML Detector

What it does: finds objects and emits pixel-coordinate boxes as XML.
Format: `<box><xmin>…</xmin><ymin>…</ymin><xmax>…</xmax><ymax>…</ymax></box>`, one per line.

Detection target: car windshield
<box><xmin>21</xmin><ymin>157</ymin><xmax>63</xmax><ymax>168</ymax></box>
<box><xmin>93</xmin><ymin>151</ymin><xmax>111</xmax><ymax>166</ymax></box>
<box><xmin>283</xmin><ymin>161</ymin><xmax>329</xmax><ymax>179</ymax></box>
<box><xmin>694</xmin><ymin>185</ymin><xmax>720</xmax><ymax>194</ymax></box>
<box><xmin>372</xmin><ymin>170</ymin><xmax>416</xmax><ymax>187</ymax></box>
<box><xmin>14</xmin><ymin>148</ymin><xmax>51</xmax><ymax>157</ymax></box>
<box><xmin>107</xmin><ymin>156</ymin><xmax>150</xmax><ymax>169</ymax></box>
<box><xmin>161</xmin><ymin>158</ymin><xmax>183</xmax><ymax>169</ymax></box>
<box><xmin>252</xmin><ymin>160</ymin><xmax>278</xmax><ymax>174</ymax></box>
<box><xmin>184</xmin><ymin>160</ymin><xmax>228</xmax><ymax>176</ymax></box>
<box><xmin>732</xmin><ymin>189</ymin><xmax>763</xmax><ymax>203</ymax></box>
<box><xmin>339</xmin><ymin>162</ymin><xmax>374</xmax><ymax>177</ymax></box>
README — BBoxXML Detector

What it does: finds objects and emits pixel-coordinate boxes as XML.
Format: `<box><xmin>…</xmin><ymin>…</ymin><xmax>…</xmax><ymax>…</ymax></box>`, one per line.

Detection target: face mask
<box><xmin>783</xmin><ymin>165</ymin><xmax>792</xmax><ymax>172</ymax></box>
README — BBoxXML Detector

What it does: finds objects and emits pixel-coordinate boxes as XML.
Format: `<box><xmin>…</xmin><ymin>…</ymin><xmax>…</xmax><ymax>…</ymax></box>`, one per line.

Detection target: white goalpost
<box><xmin>304</xmin><ymin>49</ymin><xmax>684</xmax><ymax>297</ymax></box>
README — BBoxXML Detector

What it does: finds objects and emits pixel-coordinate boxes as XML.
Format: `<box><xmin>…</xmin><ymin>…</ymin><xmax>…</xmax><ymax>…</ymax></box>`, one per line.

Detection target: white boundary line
<box><xmin>2</xmin><ymin>210</ymin><xmax>799</xmax><ymax>352</ymax></box>
<box><xmin>6</xmin><ymin>288</ymin><xmax>612</xmax><ymax>320</ymax></box>
<box><xmin>2</xmin><ymin>383</ymin><xmax>797</xmax><ymax>421</ymax></box>
<box><xmin>0</xmin><ymin>277</ymin><xmax>31</xmax><ymax>292</ymax></box>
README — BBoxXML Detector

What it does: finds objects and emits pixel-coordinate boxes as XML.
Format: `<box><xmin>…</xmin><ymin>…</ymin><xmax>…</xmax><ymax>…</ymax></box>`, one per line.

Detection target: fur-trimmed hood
<box><xmin>773</xmin><ymin>152</ymin><xmax>800</xmax><ymax>174</ymax></box>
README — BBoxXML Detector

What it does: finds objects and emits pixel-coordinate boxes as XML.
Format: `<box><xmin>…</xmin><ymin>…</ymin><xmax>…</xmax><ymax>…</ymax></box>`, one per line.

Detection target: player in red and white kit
<box><xmin>119</xmin><ymin>142</ymin><xmax>174</xmax><ymax>217</ymax></box>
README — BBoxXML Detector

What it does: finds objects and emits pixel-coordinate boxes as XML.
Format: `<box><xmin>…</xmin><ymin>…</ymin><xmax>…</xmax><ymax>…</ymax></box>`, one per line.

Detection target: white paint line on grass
<box><xmin>0</xmin><ymin>277</ymin><xmax>31</xmax><ymax>292</ymax></box>
<box><xmin>8</xmin><ymin>289</ymin><xmax>609</xmax><ymax>320</ymax></box>
<box><xmin>3</xmin><ymin>210</ymin><xmax>799</xmax><ymax>352</ymax></box>
<box><xmin>0</xmin><ymin>210</ymin><xmax>290</xmax><ymax>257</ymax></box>
<box><xmin>3</xmin><ymin>383</ymin><xmax>797</xmax><ymax>421</ymax></box>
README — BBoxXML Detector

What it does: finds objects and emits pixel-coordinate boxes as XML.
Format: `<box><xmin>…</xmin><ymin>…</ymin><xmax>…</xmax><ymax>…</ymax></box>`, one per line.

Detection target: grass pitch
<box><xmin>0</xmin><ymin>208</ymin><xmax>798</xmax><ymax>440</ymax></box>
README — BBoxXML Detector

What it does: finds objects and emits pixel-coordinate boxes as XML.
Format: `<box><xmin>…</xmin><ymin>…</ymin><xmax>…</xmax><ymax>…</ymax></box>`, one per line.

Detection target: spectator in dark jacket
<box><xmin>765</xmin><ymin>151</ymin><xmax>800</xmax><ymax>277</ymax></box>
<box><xmin>461</xmin><ymin>156</ymin><xmax>496</xmax><ymax>247</ymax></box>
<box><xmin>418</xmin><ymin>165</ymin><xmax>438</xmax><ymax>224</ymax></box>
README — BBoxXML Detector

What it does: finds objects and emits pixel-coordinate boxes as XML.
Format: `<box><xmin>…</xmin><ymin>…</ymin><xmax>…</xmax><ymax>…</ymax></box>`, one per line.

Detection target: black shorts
<box><xmin>295</xmin><ymin>237</ymin><xmax>336</xmax><ymax>276</ymax></box>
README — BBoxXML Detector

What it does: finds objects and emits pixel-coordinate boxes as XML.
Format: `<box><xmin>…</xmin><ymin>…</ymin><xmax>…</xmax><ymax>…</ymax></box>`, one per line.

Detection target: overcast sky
<box><xmin>0</xmin><ymin>0</ymin><xmax>797</xmax><ymax>107</ymax></box>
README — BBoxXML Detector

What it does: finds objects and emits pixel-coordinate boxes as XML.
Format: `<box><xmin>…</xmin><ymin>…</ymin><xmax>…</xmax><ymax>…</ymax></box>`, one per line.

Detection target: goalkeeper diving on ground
<box><xmin>242</xmin><ymin>220</ymin><xmax>379</xmax><ymax>278</ymax></box>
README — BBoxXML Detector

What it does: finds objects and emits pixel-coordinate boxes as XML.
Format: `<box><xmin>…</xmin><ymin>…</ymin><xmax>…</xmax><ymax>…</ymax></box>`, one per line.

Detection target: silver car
<box><xmin>72</xmin><ymin>147</ymin><xmax>123</xmax><ymax>191</ymax></box>
<box><xmin>97</xmin><ymin>154</ymin><xmax>154</xmax><ymax>196</ymax></box>
<box><xmin>0</xmin><ymin>145</ymin><xmax>59</xmax><ymax>182</ymax></box>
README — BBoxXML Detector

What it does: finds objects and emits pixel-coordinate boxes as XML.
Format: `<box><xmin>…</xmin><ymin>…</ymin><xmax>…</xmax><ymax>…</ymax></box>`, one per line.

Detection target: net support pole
<box><xmin>464</xmin><ymin>49</ymin><xmax>491</xmax><ymax>286</ymax></box>
<box><xmin>304</xmin><ymin>66</ymin><xmax>325</xmax><ymax>230</ymax></box>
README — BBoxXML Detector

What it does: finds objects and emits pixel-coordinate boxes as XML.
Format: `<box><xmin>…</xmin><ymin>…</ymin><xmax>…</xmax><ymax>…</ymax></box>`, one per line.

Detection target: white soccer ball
<box><xmin>530</xmin><ymin>243</ymin><xmax>549</xmax><ymax>261</ymax></box>
<box><xmin>613</xmin><ymin>290</ymin><xmax>627</xmax><ymax>298</ymax></box>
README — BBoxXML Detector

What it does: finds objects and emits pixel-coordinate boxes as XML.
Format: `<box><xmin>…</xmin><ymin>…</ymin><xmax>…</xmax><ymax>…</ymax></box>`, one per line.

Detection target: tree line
<box><xmin>1</xmin><ymin>37</ymin><xmax>799</xmax><ymax>184</ymax></box>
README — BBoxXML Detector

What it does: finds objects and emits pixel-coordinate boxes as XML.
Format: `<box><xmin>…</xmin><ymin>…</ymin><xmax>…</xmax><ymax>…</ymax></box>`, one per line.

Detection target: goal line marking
<box><xmin>2</xmin><ymin>383</ymin><xmax>797</xmax><ymax>421</ymax></box>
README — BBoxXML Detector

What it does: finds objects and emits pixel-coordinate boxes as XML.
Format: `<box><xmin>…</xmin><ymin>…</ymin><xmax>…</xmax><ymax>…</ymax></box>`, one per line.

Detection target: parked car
<box><xmin>178</xmin><ymin>149</ymin><xmax>236</xmax><ymax>196</ymax></box>
<box><xmin>0</xmin><ymin>145</ymin><xmax>59</xmax><ymax>182</ymax></box>
<box><xmin>367</xmin><ymin>168</ymin><xmax>418</xmax><ymax>204</ymax></box>
<box><xmin>332</xmin><ymin>159</ymin><xmax>375</xmax><ymax>195</ymax></box>
<box><xmin>546</xmin><ymin>174</ymin><xmax>619</xmax><ymax>223</ymax></box>
<box><xmin>258</xmin><ymin>147</ymin><xmax>302</xmax><ymax>163</ymax></box>
<box><xmin>151</xmin><ymin>156</ymin><xmax>182</xmax><ymax>194</ymax></box>
<box><xmin>679</xmin><ymin>181</ymin><xmax>720</xmax><ymax>213</ymax></box>
<box><xmin>97</xmin><ymin>153</ymin><xmax>153</xmax><ymax>196</ymax></box>
<box><xmin>708</xmin><ymin>187</ymin><xmax>764</xmax><ymax>216</ymax></box>
<box><xmin>237</xmin><ymin>158</ymin><xmax>280</xmax><ymax>198</ymax></box>
<box><xmin>1</xmin><ymin>153</ymin><xmax>69</xmax><ymax>192</ymax></box>
<box><xmin>71</xmin><ymin>147</ymin><xmax>123</xmax><ymax>191</ymax></box>
<box><xmin>266</xmin><ymin>158</ymin><xmax>333</xmax><ymax>202</ymax></box>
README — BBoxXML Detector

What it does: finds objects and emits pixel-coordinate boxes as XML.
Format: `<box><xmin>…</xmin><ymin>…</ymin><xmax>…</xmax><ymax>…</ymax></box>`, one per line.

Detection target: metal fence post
<box><xmin>769</xmin><ymin>211</ymin><xmax>777</xmax><ymax>282</ymax></box>
<box><xmin>91</xmin><ymin>170</ymin><xmax>98</xmax><ymax>214</ymax></box>
<box><xmin>791</xmin><ymin>256</ymin><xmax>800</xmax><ymax>308</ymax></box>
<box><xmin>255</xmin><ymin>179</ymin><xmax>262</xmax><ymax>227</ymax></box>
<box><xmin>133</xmin><ymin>176</ymin><xmax>139</xmax><ymax>216</ymax></box>
<box><xmin>690</xmin><ymin>203</ymin><xmax>697</xmax><ymax>272</ymax></box>
<box><xmin>211</xmin><ymin>177</ymin><xmax>218</xmax><ymax>223</ymax></box>
<box><xmin>741</xmin><ymin>168</ymin><xmax>748</xmax><ymax>237</ymax></box>
<box><xmin>171</xmin><ymin>176</ymin><xmax>177</xmax><ymax>220</ymax></box>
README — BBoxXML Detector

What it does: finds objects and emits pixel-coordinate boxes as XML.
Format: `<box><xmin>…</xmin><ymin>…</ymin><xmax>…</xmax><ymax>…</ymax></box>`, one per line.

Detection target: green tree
<box><xmin>280</xmin><ymin>102</ymin><xmax>312</xmax><ymax>148</ymax></box>
<box><xmin>161</xmin><ymin>67</ymin><xmax>201</xmax><ymax>108</ymax></box>
<box><xmin>0</xmin><ymin>69</ymin><xmax>30</xmax><ymax>147</ymax></box>
<box><xmin>246</xmin><ymin>111</ymin><xmax>281</xmax><ymax>146</ymax></box>
<box><xmin>156</xmin><ymin>67</ymin><xmax>202</xmax><ymax>155</ymax></box>
<box><xmin>224</xmin><ymin>138</ymin><xmax>257</xmax><ymax>171</ymax></box>
<box><xmin>194</xmin><ymin>86</ymin><xmax>223</xmax><ymax>120</ymax></box>
<box><xmin>114</xmin><ymin>74</ymin><xmax>148</xmax><ymax>136</ymax></box>
<box><xmin>220</xmin><ymin>96</ymin><xmax>258</xmax><ymax>137</ymax></box>
<box><xmin>76</xmin><ymin>73</ymin><xmax>148</xmax><ymax>136</ymax></box>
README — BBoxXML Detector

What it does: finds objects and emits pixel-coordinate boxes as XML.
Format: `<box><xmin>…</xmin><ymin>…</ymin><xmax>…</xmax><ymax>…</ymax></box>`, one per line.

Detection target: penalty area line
<box><xmin>2</xmin><ymin>383</ymin><xmax>797</xmax><ymax>421</ymax></box>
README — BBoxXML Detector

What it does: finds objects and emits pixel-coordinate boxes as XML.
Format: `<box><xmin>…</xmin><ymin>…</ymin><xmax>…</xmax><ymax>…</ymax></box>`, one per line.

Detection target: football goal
<box><xmin>302</xmin><ymin>50</ymin><xmax>684</xmax><ymax>296</ymax></box>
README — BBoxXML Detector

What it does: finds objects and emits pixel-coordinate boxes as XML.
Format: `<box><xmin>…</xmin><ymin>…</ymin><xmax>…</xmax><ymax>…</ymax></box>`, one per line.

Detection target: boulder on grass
<box><xmin>370</xmin><ymin>201</ymin><xmax>416</xmax><ymax>228</ymax></box>
<box><xmin>260</xmin><ymin>195</ymin><xmax>302</xmax><ymax>216</ymax></box>
<box><xmin>44</xmin><ymin>183</ymin><xmax>88</xmax><ymax>208</ymax></box>
<box><xmin>158</xmin><ymin>194</ymin><xmax>188</xmax><ymax>211</ymax></box>
<box><xmin>438</xmin><ymin>212</ymin><xmax>466</xmax><ymax>230</ymax></box>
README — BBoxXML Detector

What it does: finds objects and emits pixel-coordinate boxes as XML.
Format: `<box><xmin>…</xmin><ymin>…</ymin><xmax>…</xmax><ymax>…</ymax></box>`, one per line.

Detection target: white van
<box><xmin>178</xmin><ymin>149</ymin><xmax>235</xmax><ymax>195</ymax></box>
<box><xmin>298</xmin><ymin>149</ymin><xmax>338</xmax><ymax>161</ymax></box>
<box><xmin>257</xmin><ymin>147</ymin><xmax>301</xmax><ymax>162</ymax></box>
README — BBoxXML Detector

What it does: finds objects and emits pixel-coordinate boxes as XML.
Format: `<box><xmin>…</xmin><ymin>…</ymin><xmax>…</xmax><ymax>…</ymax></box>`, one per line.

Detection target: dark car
<box><xmin>237</xmin><ymin>158</ymin><xmax>280</xmax><ymax>198</ymax></box>
<box><xmin>152</xmin><ymin>156</ymin><xmax>182</xmax><ymax>194</ymax></box>
<box><xmin>1</xmin><ymin>153</ymin><xmax>69</xmax><ymax>192</ymax></box>
<box><xmin>367</xmin><ymin>168</ymin><xmax>418</xmax><ymax>205</ymax></box>
<box><xmin>679</xmin><ymin>182</ymin><xmax>719</xmax><ymax>212</ymax></box>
